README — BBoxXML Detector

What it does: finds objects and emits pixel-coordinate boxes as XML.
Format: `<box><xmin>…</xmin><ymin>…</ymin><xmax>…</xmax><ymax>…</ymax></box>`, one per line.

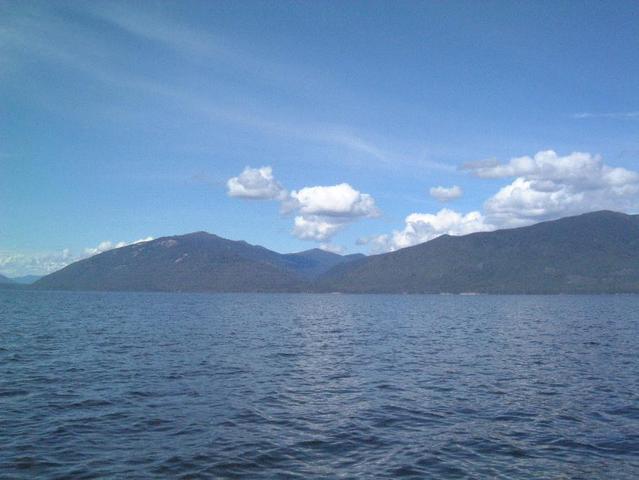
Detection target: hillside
<box><xmin>33</xmin><ymin>233</ymin><xmax>361</xmax><ymax>292</ymax></box>
<box><xmin>316</xmin><ymin>211</ymin><xmax>639</xmax><ymax>294</ymax></box>
<box><xmin>32</xmin><ymin>211</ymin><xmax>639</xmax><ymax>294</ymax></box>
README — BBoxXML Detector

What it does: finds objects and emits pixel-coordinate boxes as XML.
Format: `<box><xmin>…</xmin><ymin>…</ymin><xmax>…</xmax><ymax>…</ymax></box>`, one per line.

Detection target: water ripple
<box><xmin>1</xmin><ymin>291</ymin><xmax>639</xmax><ymax>478</ymax></box>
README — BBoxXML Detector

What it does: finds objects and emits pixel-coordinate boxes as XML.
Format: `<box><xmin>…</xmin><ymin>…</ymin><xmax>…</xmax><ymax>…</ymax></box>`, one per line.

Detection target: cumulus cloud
<box><xmin>292</xmin><ymin>215</ymin><xmax>346</xmax><ymax>241</ymax></box>
<box><xmin>287</xmin><ymin>183</ymin><xmax>379</xmax><ymax>241</ymax></box>
<box><xmin>0</xmin><ymin>249</ymin><xmax>74</xmax><ymax>277</ymax></box>
<box><xmin>464</xmin><ymin>150</ymin><xmax>639</xmax><ymax>227</ymax></box>
<box><xmin>0</xmin><ymin>237</ymin><xmax>154</xmax><ymax>277</ymax></box>
<box><xmin>227</xmin><ymin>166</ymin><xmax>379</xmax><ymax>243</ymax></box>
<box><xmin>289</xmin><ymin>183</ymin><xmax>379</xmax><ymax>218</ymax></box>
<box><xmin>364</xmin><ymin>150</ymin><xmax>639</xmax><ymax>253</ymax></box>
<box><xmin>364</xmin><ymin>208</ymin><xmax>493</xmax><ymax>253</ymax></box>
<box><xmin>83</xmin><ymin>237</ymin><xmax>153</xmax><ymax>256</ymax></box>
<box><xmin>430</xmin><ymin>185</ymin><xmax>463</xmax><ymax>202</ymax></box>
<box><xmin>464</xmin><ymin>150</ymin><xmax>637</xmax><ymax>184</ymax></box>
<box><xmin>83</xmin><ymin>240</ymin><xmax>127</xmax><ymax>256</ymax></box>
<box><xmin>227</xmin><ymin>166</ymin><xmax>287</xmax><ymax>200</ymax></box>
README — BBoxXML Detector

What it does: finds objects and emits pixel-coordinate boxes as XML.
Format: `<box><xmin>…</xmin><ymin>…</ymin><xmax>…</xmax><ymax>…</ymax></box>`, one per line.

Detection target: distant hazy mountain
<box><xmin>0</xmin><ymin>274</ymin><xmax>27</xmax><ymax>290</ymax></box>
<box><xmin>284</xmin><ymin>249</ymin><xmax>365</xmax><ymax>279</ymax></box>
<box><xmin>317</xmin><ymin>211</ymin><xmax>639</xmax><ymax>294</ymax></box>
<box><xmin>10</xmin><ymin>275</ymin><xmax>43</xmax><ymax>285</ymax></box>
<box><xmin>34</xmin><ymin>232</ymin><xmax>362</xmax><ymax>292</ymax></box>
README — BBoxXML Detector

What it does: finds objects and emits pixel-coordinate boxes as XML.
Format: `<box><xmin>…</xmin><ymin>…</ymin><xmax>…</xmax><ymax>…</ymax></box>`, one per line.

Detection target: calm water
<box><xmin>1</xmin><ymin>291</ymin><xmax>639</xmax><ymax>479</ymax></box>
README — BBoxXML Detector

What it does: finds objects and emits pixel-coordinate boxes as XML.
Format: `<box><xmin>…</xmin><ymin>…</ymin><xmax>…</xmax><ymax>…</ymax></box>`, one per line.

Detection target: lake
<box><xmin>1</xmin><ymin>291</ymin><xmax>638</xmax><ymax>478</ymax></box>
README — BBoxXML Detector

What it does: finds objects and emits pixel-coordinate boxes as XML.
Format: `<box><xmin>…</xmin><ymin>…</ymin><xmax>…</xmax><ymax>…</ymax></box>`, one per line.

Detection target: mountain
<box><xmin>30</xmin><ymin>211</ymin><xmax>639</xmax><ymax>294</ymax></box>
<box><xmin>316</xmin><ymin>211</ymin><xmax>639</xmax><ymax>294</ymax></box>
<box><xmin>0</xmin><ymin>274</ymin><xmax>27</xmax><ymax>290</ymax></box>
<box><xmin>10</xmin><ymin>275</ymin><xmax>43</xmax><ymax>285</ymax></box>
<box><xmin>33</xmin><ymin>232</ymin><xmax>361</xmax><ymax>292</ymax></box>
<box><xmin>284</xmin><ymin>249</ymin><xmax>365</xmax><ymax>279</ymax></box>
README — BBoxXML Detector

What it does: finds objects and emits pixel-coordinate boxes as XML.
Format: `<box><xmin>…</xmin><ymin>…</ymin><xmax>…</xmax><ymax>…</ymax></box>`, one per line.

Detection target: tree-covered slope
<box><xmin>317</xmin><ymin>211</ymin><xmax>639</xmax><ymax>294</ymax></box>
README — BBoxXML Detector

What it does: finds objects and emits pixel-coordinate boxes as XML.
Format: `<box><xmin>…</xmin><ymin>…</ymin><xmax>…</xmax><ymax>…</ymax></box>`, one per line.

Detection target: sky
<box><xmin>1</xmin><ymin>0</ymin><xmax>639</xmax><ymax>276</ymax></box>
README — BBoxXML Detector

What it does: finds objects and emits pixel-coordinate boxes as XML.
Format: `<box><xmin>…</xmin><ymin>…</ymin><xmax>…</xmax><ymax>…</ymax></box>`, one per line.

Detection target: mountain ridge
<box><xmin>30</xmin><ymin>210</ymin><xmax>639</xmax><ymax>294</ymax></box>
<box><xmin>9</xmin><ymin>275</ymin><xmax>43</xmax><ymax>285</ymax></box>
<box><xmin>315</xmin><ymin>210</ymin><xmax>639</xmax><ymax>294</ymax></box>
<box><xmin>33</xmin><ymin>232</ymin><xmax>362</xmax><ymax>292</ymax></box>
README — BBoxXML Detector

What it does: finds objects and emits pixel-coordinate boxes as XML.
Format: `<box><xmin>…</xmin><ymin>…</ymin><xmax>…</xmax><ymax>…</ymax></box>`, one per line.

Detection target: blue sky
<box><xmin>2</xmin><ymin>0</ymin><xmax>639</xmax><ymax>276</ymax></box>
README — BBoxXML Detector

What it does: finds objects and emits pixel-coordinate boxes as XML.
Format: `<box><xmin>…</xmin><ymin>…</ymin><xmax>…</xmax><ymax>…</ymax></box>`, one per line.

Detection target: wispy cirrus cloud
<box><xmin>80</xmin><ymin>2</ymin><xmax>327</xmax><ymax>94</ymax></box>
<box><xmin>572</xmin><ymin>111</ymin><xmax>639</xmax><ymax>120</ymax></box>
<box><xmin>0</xmin><ymin>2</ymin><xmax>454</xmax><ymax>173</ymax></box>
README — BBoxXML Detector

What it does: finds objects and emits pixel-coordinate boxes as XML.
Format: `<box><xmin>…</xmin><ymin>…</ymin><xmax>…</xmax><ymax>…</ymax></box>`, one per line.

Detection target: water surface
<box><xmin>1</xmin><ymin>291</ymin><xmax>638</xmax><ymax>478</ymax></box>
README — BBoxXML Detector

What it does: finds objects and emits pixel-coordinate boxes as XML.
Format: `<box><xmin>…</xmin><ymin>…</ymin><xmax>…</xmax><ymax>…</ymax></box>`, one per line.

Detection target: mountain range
<box><xmin>0</xmin><ymin>274</ymin><xmax>43</xmax><ymax>288</ymax></box>
<box><xmin>33</xmin><ymin>232</ymin><xmax>363</xmax><ymax>292</ymax></box>
<box><xmin>26</xmin><ymin>210</ymin><xmax>639</xmax><ymax>294</ymax></box>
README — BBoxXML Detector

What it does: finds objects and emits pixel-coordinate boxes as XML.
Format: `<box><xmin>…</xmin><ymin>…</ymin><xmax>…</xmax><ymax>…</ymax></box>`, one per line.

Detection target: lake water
<box><xmin>1</xmin><ymin>291</ymin><xmax>638</xmax><ymax>479</ymax></box>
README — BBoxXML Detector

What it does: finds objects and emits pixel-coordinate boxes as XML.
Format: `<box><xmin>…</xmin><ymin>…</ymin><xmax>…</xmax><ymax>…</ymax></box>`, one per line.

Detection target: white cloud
<box><xmin>464</xmin><ymin>150</ymin><xmax>638</xmax><ymax>184</ymax></box>
<box><xmin>83</xmin><ymin>237</ymin><xmax>154</xmax><ymax>256</ymax></box>
<box><xmin>319</xmin><ymin>243</ymin><xmax>345</xmax><ymax>254</ymax></box>
<box><xmin>135</xmin><ymin>236</ymin><xmax>155</xmax><ymax>244</ymax></box>
<box><xmin>289</xmin><ymin>183</ymin><xmax>379</xmax><ymax>218</ymax></box>
<box><xmin>0</xmin><ymin>4</ymin><xmax>423</xmax><ymax>171</ymax></box>
<box><xmin>429</xmin><ymin>185</ymin><xmax>463</xmax><ymax>202</ymax></box>
<box><xmin>83</xmin><ymin>240</ymin><xmax>126</xmax><ymax>256</ymax></box>
<box><xmin>462</xmin><ymin>154</ymin><xmax>537</xmax><ymax>179</ymax></box>
<box><xmin>0</xmin><ymin>249</ymin><xmax>74</xmax><ymax>277</ymax></box>
<box><xmin>227</xmin><ymin>167</ymin><xmax>379</xmax><ymax>243</ymax></box>
<box><xmin>287</xmin><ymin>183</ymin><xmax>379</xmax><ymax>241</ymax></box>
<box><xmin>291</xmin><ymin>215</ymin><xmax>349</xmax><ymax>242</ymax></box>
<box><xmin>572</xmin><ymin>111</ymin><xmax>639</xmax><ymax>120</ymax></box>
<box><xmin>365</xmin><ymin>150</ymin><xmax>639</xmax><ymax>253</ymax></box>
<box><xmin>365</xmin><ymin>208</ymin><xmax>493</xmax><ymax>253</ymax></box>
<box><xmin>227</xmin><ymin>166</ymin><xmax>286</xmax><ymax>200</ymax></box>
<box><xmin>0</xmin><ymin>237</ymin><xmax>154</xmax><ymax>277</ymax></box>
<box><xmin>464</xmin><ymin>150</ymin><xmax>639</xmax><ymax>227</ymax></box>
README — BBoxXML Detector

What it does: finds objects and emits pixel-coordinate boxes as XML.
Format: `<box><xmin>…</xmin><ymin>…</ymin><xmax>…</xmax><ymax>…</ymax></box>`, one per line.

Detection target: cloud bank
<box><xmin>464</xmin><ymin>150</ymin><xmax>639</xmax><ymax>227</ymax></box>
<box><xmin>0</xmin><ymin>237</ymin><xmax>154</xmax><ymax>277</ymax></box>
<box><xmin>363</xmin><ymin>208</ymin><xmax>493</xmax><ymax>253</ymax></box>
<box><xmin>365</xmin><ymin>150</ymin><xmax>639</xmax><ymax>252</ymax></box>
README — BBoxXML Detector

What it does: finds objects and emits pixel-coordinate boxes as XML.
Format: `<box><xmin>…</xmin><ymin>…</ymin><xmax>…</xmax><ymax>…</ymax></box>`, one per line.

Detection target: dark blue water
<box><xmin>1</xmin><ymin>291</ymin><xmax>639</xmax><ymax>479</ymax></box>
